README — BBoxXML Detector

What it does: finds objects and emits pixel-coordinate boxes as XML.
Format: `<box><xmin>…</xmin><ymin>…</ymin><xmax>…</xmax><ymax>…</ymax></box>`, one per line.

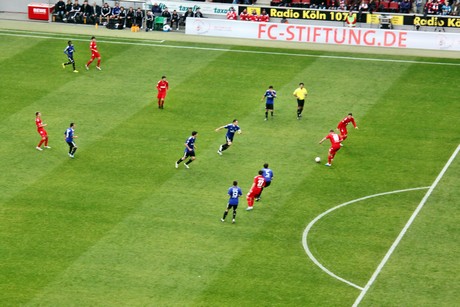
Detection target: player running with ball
<box><xmin>319</xmin><ymin>129</ymin><xmax>343</xmax><ymax>167</ymax></box>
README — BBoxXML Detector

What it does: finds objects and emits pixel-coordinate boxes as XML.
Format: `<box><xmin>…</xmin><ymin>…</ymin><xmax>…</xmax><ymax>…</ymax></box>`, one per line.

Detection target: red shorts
<box><xmin>91</xmin><ymin>51</ymin><xmax>101</xmax><ymax>59</ymax></box>
<box><xmin>247</xmin><ymin>188</ymin><xmax>262</xmax><ymax>198</ymax></box>
<box><xmin>38</xmin><ymin>129</ymin><xmax>47</xmax><ymax>137</ymax></box>
<box><xmin>157</xmin><ymin>91</ymin><xmax>167</xmax><ymax>99</ymax></box>
<box><xmin>329</xmin><ymin>144</ymin><xmax>341</xmax><ymax>155</ymax></box>
<box><xmin>339</xmin><ymin>127</ymin><xmax>347</xmax><ymax>136</ymax></box>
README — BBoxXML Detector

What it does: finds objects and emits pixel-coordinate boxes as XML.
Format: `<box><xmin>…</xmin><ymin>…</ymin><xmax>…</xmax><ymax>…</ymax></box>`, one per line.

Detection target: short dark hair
<box><xmin>192</xmin><ymin>131</ymin><xmax>198</xmax><ymax>136</ymax></box>
<box><xmin>35</xmin><ymin>111</ymin><xmax>40</xmax><ymax>116</ymax></box>
<box><xmin>162</xmin><ymin>75</ymin><xmax>166</xmax><ymax>79</ymax></box>
<box><xmin>329</xmin><ymin>129</ymin><xmax>334</xmax><ymax>132</ymax></box>
<box><xmin>264</xmin><ymin>163</ymin><xmax>269</xmax><ymax>168</ymax></box>
<box><xmin>91</xmin><ymin>36</ymin><xmax>95</xmax><ymax>39</ymax></box>
<box><xmin>233</xmin><ymin>119</ymin><xmax>238</xmax><ymax>123</ymax></box>
<box><xmin>299</xmin><ymin>82</ymin><xmax>304</xmax><ymax>85</ymax></box>
<box><xmin>68</xmin><ymin>40</ymin><xmax>72</xmax><ymax>44</ymax></box>
<box><xmin>348</xmin><ymin>113</ymin><xmax>353</xmax><ymax>116</ymax></box>
<box><xmin>258</xmin><ymin>170</ymin><xmax>263</xmax><ymax>175</ymax></box>
<box><xmin>268</xmin><ymin>86</ymin><xmax>273</xmax><ymax>89</ymax></box>
<box><xmin>233</xmin><ymin>180</ymin><xmax>238</xmax><ymax>186</ymax></box>
<box><xmin>70</xmin><ymin>122</ymin><xmax>75</xmax><ymax>127</ymax></box>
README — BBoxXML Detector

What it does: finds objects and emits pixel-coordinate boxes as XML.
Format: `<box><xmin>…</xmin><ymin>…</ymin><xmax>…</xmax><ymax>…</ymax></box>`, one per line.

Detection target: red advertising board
<box><xmin>28</xmin><ymin>3</ymin><xmax>54</xmax><ymax>20</ymax></box>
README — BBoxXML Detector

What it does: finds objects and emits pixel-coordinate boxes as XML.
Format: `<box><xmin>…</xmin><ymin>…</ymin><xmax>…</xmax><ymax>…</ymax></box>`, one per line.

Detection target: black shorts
<box><xmin>297</xmin><ymin>99</ymin><xmax>305</xmax><ymax>107</ymax></box>
<box><xmin>265</xmin><ymin>103</ymin><xmax>274</xmax><ymax>110</ymax></box>
<box><xmin>227</xmin><ymin>204</ymin><xmax>238</xmax><ymax>210</ymax></box>
<box><xmin>183</xmin><ymin>150</ymin><xmax>195</xmax><ymax>158</ymax></box>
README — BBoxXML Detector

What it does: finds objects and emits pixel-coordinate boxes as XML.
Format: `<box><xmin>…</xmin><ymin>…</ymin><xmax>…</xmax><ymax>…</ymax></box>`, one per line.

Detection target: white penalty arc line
<box><xmin>1</xmin><ymin>30</ymin><xmax>460</xmax><ymax>66</ymax></box>
<box><xmin>353</xmin><ymin>144</ymin><xmax>460</xmax><ymax>306</ymax></box>
<box><xmin>302</xmin><ymin>186</ymin><xmax>430</xmax><ymax>291</ymax></box>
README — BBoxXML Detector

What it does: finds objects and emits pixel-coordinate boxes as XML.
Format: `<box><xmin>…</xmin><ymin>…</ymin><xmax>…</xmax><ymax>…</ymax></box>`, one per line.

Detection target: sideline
<box><xmin>302</xmin><ymin>187</ymin><xmax>430</xmax><ymax>290</ymax></box>
<box><xmin>1</xmin><ymin>29</ymin><xmax>460</xmax><ymax>66</ymax></box>
<box><xmin>352</xmin><ymin>144</ymin><xmax>460</xmax><ymax>306</ymax></box>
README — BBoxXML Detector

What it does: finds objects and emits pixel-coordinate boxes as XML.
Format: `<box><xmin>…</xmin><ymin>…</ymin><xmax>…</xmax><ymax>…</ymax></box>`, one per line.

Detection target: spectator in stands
<box><xmin>346</xmin><ymin>10</ymin><xmax>357</xmax><ymax>26</ymax></box>
<box><xmin>68</xmin><ymin>0</ymin><xmax>82</xmax><ymax>23</ymax></box>
<box><xmin>249</xmin><ymin>9</ymin><xmax>259</xmax><ymax>21</ymax></box>
<box><xmin>400</xmin><ymin>0</ymin><xmax>411</xmax><ymax>13</ymax></box>
<box><xmin>415</xmin><ymin>0</ymin><xmax>423</xmax><ymax>13</ymax></box>
<box><xmin>259</xmin><ymin>9</ymin><xmax>270</xmax><ymax>22</ymax></box>
<box><xmin>338</xmin><ymin>0</ymin><xmax>347</xmax><ymax>10</ymax></box>
<box><xmin>171</xmin><ymin>10</ymin><xmax>180</xmax><ymax>30</ymax></box>
<box><xmin>110</xmin><ymin>2</ymin><xmax>121</xmax><ymax>20</ymax></box>
<box><xmin>227</xmin><ymin>7</ymin><xmax>237</xmax><ymax>20</ymax></box>
<box><xmin>152</xmin><ymin>3</ymin><xmax>162</xmax><ymax>15</ymax></box>
<box><xmin>453</xmin><ymin>0</ymin><xmax>460</xmax><ymax>15</ymax></box>
<box><xmin>64</xmin><ymin>0</ymin><xmax>73</xmax><ymax>21</ymax></box>
<box><xmin>358</xmin><ymin>0</ymin><xmax>368</xmax><ymax>12</ymax></box>
<box><xmin>183</xmin><ymin>7</ymin><xmax>195</xmax><ymax>24</ymax></box>
<box><xmin>91</xmin><ymin>1</ymin><xmax>101</xmax><ymax>24</ymax></box>
<box><xmin>239</xmin><ymin>8</ymin><xmax>249</xmax><ymax>20</ymax></box>
<box><xmin>432</xmin><ymin>0</ymin><xmax>441</xmax><ymax>14</ymax></box>
<box><xmin>161</xmin><ymin>7</ymin><xmax>172</xmax><ymax>23</ymax></box>
<box><xmin>368</xmin><ymin>0</ymin><xmax>377</xmax><ymax>13</ymax></box>
<box><xmin>100</xmin><ymin>2</ymin><xmax>111</xmax><ymax>25</ymax></box>
<box><xmin>319</xmin><ymin>2</ymin><xmax>328</xmax><ymax>9</ymax></box>
<box><xmin>329</xmin><ymin>0</ymin><xmax>337</xmax><ymax>10</ymax></box>
<box><xmin>145</xmin><ymin>11</ymin><xmax>154</xmax><ymax>31</ymax></box>
<box><xmin>442</xmin><ymin>1</ymin><xmax>452</xmax><ymax>14</ymax></box>
<box><xmin>194</xmin><ymin>8</ymin><xmax>204</xmax><ymax>18</ymax></box>
<box><xmin>55</xmin><ymin>0</ymin><xmax>66</xmax><ymax>21</ymax></box>
<box><xmin>118</xmin><ymin>6</ymin><xmax>127</xmax><ymax>27</ymax></box>
<box><xmin>134</xmin><ymin>7</ymin><xmax>144</xmax><ymax>28</ymax></box>
<box><xmin>126</xmin><ymin>7</ymin><xmax>135</xmax><ymax>28</ymax></box>
<box><xmin>81</xmin><ymin>1</ymin><xmax>93</xmax><ymax>23</ymax></box>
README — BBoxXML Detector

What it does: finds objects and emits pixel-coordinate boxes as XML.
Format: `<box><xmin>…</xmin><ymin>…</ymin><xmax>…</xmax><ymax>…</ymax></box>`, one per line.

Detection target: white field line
<box><xmin>1</xmin><ymin>30</ymin><xmax>460</xmax><ymax>66</ymax></box>
<box><xmin>302</xmin><ymin>187</ymin><xmax>430</xmax><ymax>291</ymax></box>
<box><xmin>353</xmin><ymin>144</ymin><xmax>460</xmax><ymax>307</ymax></box>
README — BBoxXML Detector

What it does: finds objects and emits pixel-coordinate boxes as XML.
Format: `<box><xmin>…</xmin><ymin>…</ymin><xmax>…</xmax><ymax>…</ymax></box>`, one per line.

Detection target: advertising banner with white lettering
<box><xmin>155</xmin><ymin>1</ymin><xmax>234</xmax><ymax>15</ymax></box>
<box><xmin>185</xmin><ymin>18</ymin><xmax>460</xmax><ymax>51</ymax></box>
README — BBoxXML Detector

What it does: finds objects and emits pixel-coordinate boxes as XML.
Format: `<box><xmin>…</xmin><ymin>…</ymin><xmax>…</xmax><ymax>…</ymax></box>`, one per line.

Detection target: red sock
<box><xmin>97</xmin><ymin>59</ymin><xmax>101</xmax><ymax>66</ymax></box>
<box><xmin>38</xmin><ymin>140</ymin><xmax>45</xmax><ymax>147</ymax></box>
<box><xmin>86</xmin><ymin>59</ymin><xmax>93</xmax><ymax>66</ymax></box>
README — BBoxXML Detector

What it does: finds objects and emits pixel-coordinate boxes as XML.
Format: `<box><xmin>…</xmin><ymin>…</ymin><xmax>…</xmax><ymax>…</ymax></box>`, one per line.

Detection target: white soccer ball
<box><xmin>237</xmin><ymin>130</ymin><xmax>242</xmax><ymax>134</ymax></box>
<box><xmin>315</xmin><ymin>157</ymin><xmax>321</xmax><ymax>163</ymax></box>
<box><xmin>163</xmin><ymin>25</ymin><xmax>171</xmax><ymax>32</ymax></box>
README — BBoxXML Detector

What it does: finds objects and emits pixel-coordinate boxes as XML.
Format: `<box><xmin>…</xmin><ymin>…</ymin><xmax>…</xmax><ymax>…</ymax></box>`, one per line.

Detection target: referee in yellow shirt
<box><xmin>293</xmin><ymin>82</ymin><xmax>308</xmax><ymax>119</ymax></box>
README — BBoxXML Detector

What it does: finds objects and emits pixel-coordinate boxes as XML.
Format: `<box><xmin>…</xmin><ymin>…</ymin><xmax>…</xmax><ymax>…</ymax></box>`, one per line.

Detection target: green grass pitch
<box><xmin>0</xmin><ymin>29</ymin><xmax>459</xmax><ymax>306</ymax></box>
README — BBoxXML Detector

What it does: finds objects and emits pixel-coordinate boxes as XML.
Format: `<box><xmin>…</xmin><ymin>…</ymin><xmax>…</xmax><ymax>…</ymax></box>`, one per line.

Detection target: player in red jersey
<box><xmin>319</xmin><ymin>129</ymin><xmax>343</xmax><ymax>167</ymax></box>
<box><xmin>246</xmin><ymin>170</ymin><xmax>266</xmax><ymax>211</ymax></box>
<box><xmin>156</xmin><ymin>75</ymin><xmax>169</xmax><ymax>109</ymax></box>
<box><xmin>337</xmin><ymin>113</ymin><xmax>358</xmax><ymax>143</ymax></box>
<box><xmin>35</xmin><ymin>112</ymin><xmax>51</xmax><ymax>151</ymax></box>
<box><xmin>85</xmin><ymin>36</ymin><xmax>101</xmax><ymax>71</ymax></box>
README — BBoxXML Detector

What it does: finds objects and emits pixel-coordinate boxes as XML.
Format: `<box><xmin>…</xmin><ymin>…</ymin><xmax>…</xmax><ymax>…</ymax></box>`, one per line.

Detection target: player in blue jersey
<box><xmin>65</xmin><ymin>122</ymin><xmax>78</xmax><ymax>158</ymax></box>
<box><xmin>256</xmin><ymin>163</ymin><xmax>274</xmax><ymax>201</ymax></box>
<box><xmin>261</xmin><ymin>85</ymin><xmax>276</xmax><ymax>120</ymax></box>
<box><xmin>175</xmin><ymin>131</ymin><xmax>197</xmax><ymax>169</ymax></box>
<box><xmin>221</xmin><ymin>180</ymin><xmax>243</xmax><ymax>224</ymax></box>
<box><xmin>62</xmin><ymin>41</ymin><xmax>78</xmax><ymax>73</ymax></box>
<box><xmin>215</xmin><ymin>119</ymin><xmax>242</xmax><ymax>155</ymax></box>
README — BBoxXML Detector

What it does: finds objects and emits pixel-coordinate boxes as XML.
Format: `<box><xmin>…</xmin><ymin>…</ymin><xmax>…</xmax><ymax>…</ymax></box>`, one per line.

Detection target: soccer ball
<box><xmin>315</xmin><ymin>157</ymin><xmax>321</xmax><ymax>163</ymax></box>
<box><xmin>163</xmin><ymin>25</ymin><xmax>171</xmax><ymax>32</ymax></box>
<box><xmin>237</xmin><ymin>130</ymin><xmax>242</xmax><ymax>134</ymax></box>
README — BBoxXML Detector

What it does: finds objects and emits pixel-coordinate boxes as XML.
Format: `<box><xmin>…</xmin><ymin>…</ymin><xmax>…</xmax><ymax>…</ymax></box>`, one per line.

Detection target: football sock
<box><xmin>222</xmin><ymin>144</ymin><xmax>229</xmax><ymax>151</ymax></box>
<box><xmin>72</xmin><ymin>148</ymin><xmax>77</xmax><ymax>155</ymax></box>
<box><xmin>223</xmin><ymin>211</ymin><xmax>228</xmax><ymax>219</ymax></box>
<box><xmin>97</xmin><ymin>59</ymin><xmax>101</xmax><ymax>66</ymax></box>
<box><xmin>86</xmin><ymin>59</ymin><xmax>93</xmax><ymax>66</ymax></box>
<box><xmin>176</xmin><ymin>159</ymin><xmax>183</xmax><ymax>164</ymax></box>
<box><xmin>72</xmin><ymin>62</ymin><xmax>76</xmax><ymax>70</ymax></box>
<box><xmin>233</xmin><ymin>210</ymin><xmax>236</xmax><ymax>219</ymax></box>
<box><xmin>186</xmin><ymin>160</ymin><xmax>193</xmax><ymax>165</ymax></box>
<box><xmin>44</xmin><ymin>139</ymin><xmax>48</xmax><ymax>146</ymax></box>
<box><xmin>265</xmin><ymin>111</ymin><xmax>268</xmax><ymax>119</ymax></box>
<box><xmin>38</xmin><ymin>140</ymin><xmax>45</xmax><ymax>147</ymax></box>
